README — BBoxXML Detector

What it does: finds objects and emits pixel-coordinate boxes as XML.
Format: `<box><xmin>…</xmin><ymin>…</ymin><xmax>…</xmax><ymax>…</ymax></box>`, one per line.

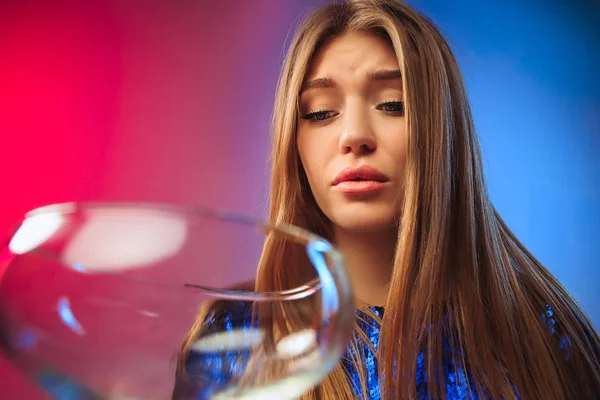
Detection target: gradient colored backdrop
<box><xmin>1</xmin><ymin>1</ymin><xmax>598</xmax><ymax>397</ymax></box>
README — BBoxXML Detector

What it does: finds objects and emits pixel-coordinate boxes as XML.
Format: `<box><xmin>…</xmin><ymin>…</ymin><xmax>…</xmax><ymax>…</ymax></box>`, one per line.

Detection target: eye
<box><xmin>300</xmin><ymin>110</ymin><xmax>338</xmax><ymax>122</ymax></box>
<box><xmin>377</xmin><ymin>101</ymin><xmax>404</xmax><ymax>115</ymax></box>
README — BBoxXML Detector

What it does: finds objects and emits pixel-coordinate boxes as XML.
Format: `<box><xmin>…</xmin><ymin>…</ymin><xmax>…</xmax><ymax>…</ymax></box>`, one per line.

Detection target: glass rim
<box><xmin>4</xmin><ymin>201</ymin><xmax>346</xmax><ymax>303</ymax></box>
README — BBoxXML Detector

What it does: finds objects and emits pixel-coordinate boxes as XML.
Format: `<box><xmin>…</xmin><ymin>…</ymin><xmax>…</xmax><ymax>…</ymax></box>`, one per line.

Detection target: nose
<box><xmin>338</xmin><ymin>100</ymin><xmax>377</xmax><ymax>155</ymax></box>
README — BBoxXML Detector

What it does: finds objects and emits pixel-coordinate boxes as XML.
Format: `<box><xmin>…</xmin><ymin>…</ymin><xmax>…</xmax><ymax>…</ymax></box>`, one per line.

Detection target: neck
<box><xmin>333</xmin><ymin>226</ymin><xmax>397</xmax><ymax>307</ymax></box>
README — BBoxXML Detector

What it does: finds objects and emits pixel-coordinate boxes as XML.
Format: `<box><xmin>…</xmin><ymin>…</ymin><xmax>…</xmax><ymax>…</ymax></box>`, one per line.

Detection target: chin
<box><xmin>328</xmin><ymin>205</ymin><xmax>398</xmax><ymax>234</ymax></box>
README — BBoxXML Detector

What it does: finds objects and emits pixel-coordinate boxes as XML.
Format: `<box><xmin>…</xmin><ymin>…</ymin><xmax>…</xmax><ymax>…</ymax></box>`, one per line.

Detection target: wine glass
<box><xmin>0</xmin><ymin>202</ymin><xmax>354</xmax><ymax>399</ymax></box>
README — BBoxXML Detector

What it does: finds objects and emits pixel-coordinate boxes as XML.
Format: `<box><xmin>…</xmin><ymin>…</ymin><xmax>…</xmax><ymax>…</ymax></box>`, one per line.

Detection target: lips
<box><xmin>331</xmin><ymin>165</ymin><xmax>390</xmax><ymax>195</ymax></box>
<box><xmin>332</xmin><ymin>165</ymin><xmax>389</xmax><ymax>186</ymax></box>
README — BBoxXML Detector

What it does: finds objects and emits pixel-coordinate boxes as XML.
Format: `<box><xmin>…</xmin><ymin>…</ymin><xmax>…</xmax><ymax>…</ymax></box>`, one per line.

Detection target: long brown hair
<box><xmin>182</xmin><ymin>0</ymin><xmax>600</xmax><ymax>398</ymax></box>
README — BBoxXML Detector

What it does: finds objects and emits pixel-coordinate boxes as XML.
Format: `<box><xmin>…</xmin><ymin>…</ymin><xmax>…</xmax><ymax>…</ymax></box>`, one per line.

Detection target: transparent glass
<box><xmin>0</xmin><ymin>202</ymin><xmax>354</xmax><ymax>399</ymax></box>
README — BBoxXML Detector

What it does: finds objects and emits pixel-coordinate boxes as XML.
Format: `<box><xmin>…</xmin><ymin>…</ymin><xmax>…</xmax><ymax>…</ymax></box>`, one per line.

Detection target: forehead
<box><xmin>305</xmin><ymin>30</ymin><xmax>399</xmax><ymax>80</ymax></box>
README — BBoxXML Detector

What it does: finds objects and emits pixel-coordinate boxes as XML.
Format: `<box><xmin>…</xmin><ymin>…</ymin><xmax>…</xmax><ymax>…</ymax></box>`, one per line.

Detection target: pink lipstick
<box><xmin>332</xmin><ymin>165</ymin><xmax>389</xmax><ymax>195</ymax></box>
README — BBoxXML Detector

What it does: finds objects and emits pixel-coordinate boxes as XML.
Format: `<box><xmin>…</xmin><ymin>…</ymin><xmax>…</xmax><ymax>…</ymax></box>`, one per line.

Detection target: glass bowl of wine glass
<box><xmin>0</xmin><ymin>202</ymin><xmax>354</xmax><ymax>399</ymax></box>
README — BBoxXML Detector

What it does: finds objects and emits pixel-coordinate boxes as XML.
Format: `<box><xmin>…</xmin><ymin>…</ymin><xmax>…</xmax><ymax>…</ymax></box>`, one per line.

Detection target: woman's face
<box><xmin>297</xmin><ymin>30</ymin><xmax>407</xmax><ymax>233</ymax></box>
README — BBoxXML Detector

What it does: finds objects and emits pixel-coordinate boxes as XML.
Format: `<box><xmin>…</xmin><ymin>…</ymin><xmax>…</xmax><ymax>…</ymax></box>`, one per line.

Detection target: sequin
<box><xmin>176</xmin><ymin>304</ymin><xmax>568</xmax><ymax>399</ymax></box>
<box><xmin>345</xmin><ymin>307</ymin><xmax>482</xmax><ymax>399</ymax></box>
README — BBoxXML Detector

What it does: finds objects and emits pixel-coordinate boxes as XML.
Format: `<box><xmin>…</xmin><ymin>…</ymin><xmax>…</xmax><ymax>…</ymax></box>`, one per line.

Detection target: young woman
<box><xmin>175</xmin><ymin>1</ymin><xmax>600</xmax><ymax>398</ymax></box>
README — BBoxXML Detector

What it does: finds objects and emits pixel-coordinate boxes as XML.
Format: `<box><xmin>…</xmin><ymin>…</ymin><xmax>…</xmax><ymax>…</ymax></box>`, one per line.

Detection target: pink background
<box><xmin>0</xmin><ymin>1</ymin><xmax>318</xmax><ymax>397</ymax></box>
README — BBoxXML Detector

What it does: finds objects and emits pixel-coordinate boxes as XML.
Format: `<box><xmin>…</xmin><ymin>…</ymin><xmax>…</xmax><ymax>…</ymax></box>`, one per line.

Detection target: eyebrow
<box><xmin>300</xmin><ymin>69</ymin><xmax>402</xmax><ymax>94</ymax></box>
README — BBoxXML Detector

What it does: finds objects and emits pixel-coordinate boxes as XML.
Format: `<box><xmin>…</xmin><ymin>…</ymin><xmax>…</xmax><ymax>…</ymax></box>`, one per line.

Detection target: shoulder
<box><xmin>196</xmin><ymin>300</ymin><xmax>254</xmax><ymax>335</ymax></box>
<box><xmin>541</xmin><ymin>304</ymin><xmax>574</xmax><ymax>357</ymax></box>
<box><xmin>193</xmin><ymin>279</ymin><xmax>257</xmax><ymax>335</ymax></box>
<box><xmin>172</xmin><ymin>281</ymin><xmax>256</xmax><ymax>399</ymax></box>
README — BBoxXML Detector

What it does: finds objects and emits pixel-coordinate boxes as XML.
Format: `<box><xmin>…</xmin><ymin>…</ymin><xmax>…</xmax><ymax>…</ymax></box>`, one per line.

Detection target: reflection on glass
<box><xmin>0</xmin><ymin>202</ymin><xmax>354</xmax><ymax>399</ymax></box>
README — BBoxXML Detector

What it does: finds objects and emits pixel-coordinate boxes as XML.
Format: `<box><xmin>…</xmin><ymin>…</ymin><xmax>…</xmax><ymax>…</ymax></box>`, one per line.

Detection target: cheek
<box><xmin>297</xmin><ymin>136</ymin><xmax>319</xmax><ymax>188</ymax></box>
<box><xmin>383</xmin><ymin>123</ymin><xmax>408</xmax><ymax>168</ymax></box>
<box><xmin>297</xmin><ymin>135</ymin><xmax>334</xmax><ymax>200</ymax></box>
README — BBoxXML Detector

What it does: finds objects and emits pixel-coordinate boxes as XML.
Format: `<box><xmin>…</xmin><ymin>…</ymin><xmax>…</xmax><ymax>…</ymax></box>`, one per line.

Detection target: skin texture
<box><xmin>297</xmin><ymin>31</ymin><xmax>408</xmax><ymax>305</ymax></box>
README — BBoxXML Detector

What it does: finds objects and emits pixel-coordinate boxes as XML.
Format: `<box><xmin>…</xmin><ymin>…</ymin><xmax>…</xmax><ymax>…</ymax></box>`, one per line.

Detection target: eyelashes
<box><xmin>300</xmin><ymin>109</ymin><xmax>338</xmax><ymax>121</ymax></box>
<box><xmin>300</xmin><ymin>100</ymin><xmax>404</xmax><ymax>122</ymax></box>
<box><xmin>376</xmin><ymin>100</ymin><xmax>404</xmax><ymax>114</ymax></box>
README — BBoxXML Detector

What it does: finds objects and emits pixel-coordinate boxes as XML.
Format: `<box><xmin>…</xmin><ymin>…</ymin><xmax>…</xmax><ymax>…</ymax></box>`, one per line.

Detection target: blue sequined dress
<box><xmin>347</xmin><ymin>306</ymin><xmax>479</xmax><ymax>399</ymax></box>
<box><xmin>173</xmin><ymin>304</ymin><xmax>564</xmax><ymax>399</ymax></box>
